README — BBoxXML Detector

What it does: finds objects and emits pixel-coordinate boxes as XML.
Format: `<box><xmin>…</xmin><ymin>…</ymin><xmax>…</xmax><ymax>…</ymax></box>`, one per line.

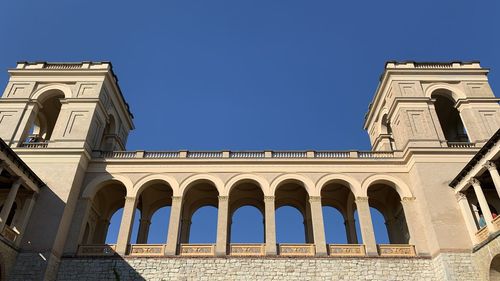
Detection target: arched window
<box><xmin>229</xmin><ymin>180</ymin><xmax>265</xmax><ymax>244</ymax></box>
<box><xmin>432</xmin><ymin>91</ymin><xmax>469</xmax><ymax>143</ymax></box>
<box><xmin>179</xmin><ymin>180</ymin><xmax>219</xmax><ymax>244</ymax></box>
<box><xmin>275</xmin><ymin>180</ymin><xmax>311</xmax><ymax>243</ymax></box>
<box><xmin>25</xmin><ymin>90</ymin><xmax>64</xmax><ymax>144</ymax></box>
<box><xmin>131</xmin><ymin>181</ymin><xmax>173</xmax><ymax>244</ymax></box>
<box><xmin>491</xmin><ymin>254</ymin><xmax>500</xmax><ymax>281</ymax></box>
<box><xmin>367</xmin><ymin>183</ymin><xmax>410</xmax><ymax>244</ymax></box>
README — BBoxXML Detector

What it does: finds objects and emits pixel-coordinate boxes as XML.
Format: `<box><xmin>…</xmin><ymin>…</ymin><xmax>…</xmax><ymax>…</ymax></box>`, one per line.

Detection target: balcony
<box><xmin>1</xmin><ymin>225</ymin><xmax>19</xmax><ymax>243</ymax></box>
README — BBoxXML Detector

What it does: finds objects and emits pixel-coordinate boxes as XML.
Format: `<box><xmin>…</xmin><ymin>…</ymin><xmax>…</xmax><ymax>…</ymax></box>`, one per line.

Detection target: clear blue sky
<box><xmin>1</xmin><ymin>1</ymin><xmax>499</xmax><ymax>246</ymax></box>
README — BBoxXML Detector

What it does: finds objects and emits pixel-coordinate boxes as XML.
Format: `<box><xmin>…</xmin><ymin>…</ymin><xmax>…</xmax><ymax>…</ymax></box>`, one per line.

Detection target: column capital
<box><xmin>455</xmin><ymin>192</ymin><xmax>467</xmax><ymax>202</ymax></box>
<box><xmin>469</xmin><ymin>178</ymin><xmax>481</xmax><ymax>187</ymax></box>
<box><xmin>125</xmin><ymin>196</ymin><xmax>136</xmax><ymax>202</ymax></box>
<box><xmin>401</xmin><ymin>197</ymin><xmax>416</xmax><ymax>203</ymax></box>
<box><xmin>171</xmin><ymin>196</ymin><xmax>182</xmax><ymax>202</ymax></box>
<box><xmin>11</xmin><ymin>176</ymin><xmax>23</xmax><ymax>186</ymax></box>
<box><xmin>355</xmin><ymin>196</ymin><xmax>369</xmax><ymax>202</ymax></box>
<box><xmin>218</xmin><ymin>196</ymin><xmax>229</xmax><ymax>201</ymax></box>
<box><xmin>484</xmin><ymin>161</ymin><xmax>497</xmax><ymax>170</ymax></box>
<box><xmin>264</xmin><ymin>196</ymin><xmax>275</xmax><ymax>201</ymax></box>
<box><xmin>308</xmin><ymin>196</ymin><xmax>321</xmax><ymax>203</ymax></box>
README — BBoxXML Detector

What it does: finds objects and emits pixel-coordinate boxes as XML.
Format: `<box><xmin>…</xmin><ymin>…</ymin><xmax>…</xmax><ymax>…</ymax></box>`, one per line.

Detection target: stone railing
<box><xmin>358</xmin><ymin>151</ymin><xmax>394</xmax><ymax>158</ymax></box>
<box><xmin>1</xmin><ymin>226</ymin><xmax>18</xmax><ymax>243</ymax></box>
<box><xmin>101</xmin><ymin>151</ymin><xmax>137</xmax><ymax>158</ymax></box>
<box><xmin>447</xmin><ymin>142</ymin><xmax>476</xmax><ymax>148</ymax></box>
<box><xmin>144</xmin><ymin>151</ymin><xmax>180</xmax><ymax>158</ymax></box>
<box><xmin>21</xmin><ymin>142</ymin><xmax>48</xmax><ymax>148</ymax></box>
<box><xmin>272</xmin><ymin>151</ymin><xmax>307</xmax><ymax>158</ymax></box>
<box><xmin>44</xmin><ymin>63</ymin><xmax>84</xmax><ymax>69</ymax></box>
<box><xmin>187</xmin><ymin>151</ymin><xmax>223</xmax><ymax>158</ymax></box>
<box><xmin>98</xmin><ymin>150</ymin><xmax>399</xmax><ymax>159</ymax></box>
<box><xmin>179</xmin><ymin>244</ymin><xmax>216</xmax><ymax>256</ymax></box>
<box><xmin>493</xmin><ymin>216</ymin><xmax>500</xmax><ymax>229</ymax></box>
<box><xmin>316</xmin><ymin>151</ymin><xmax>350</xmax><ymax>158</ymax></box>
<box><xmin>230</xmin><ymin>151</ymin><xmax>265</xmax><ymax>158</ymax></box>
<box><xmin>128</xmin><ymin>244</ymin><xmax>165</xmax><ymax>256</ymax></box>
<box><xmin>475</xmin><ymin>226</ymin><xmax>489</xmax><ymax>243</ymax></box>
<box><xmin>77</xmin><ymin>244</ymin><xmax>116</xmax><ymax>256</ymax></box>
<box><xmin>278</xmin><ymin>244</ymin><xmax>315</xmax><ymax>256</ymax></box>
<box><xmin>378</xmin><ymin>244</ymin><xmax>416</xmax><ymax>257</ymax></box>
<box><xmin>328</xmin><ymin>244</ymin><xmax>366</xmax><ymax>257</ymax></box>
<box><xmin>229</xmin><ymin>243</ymin><xmax>265</xmax><ymax>256</ymax></box>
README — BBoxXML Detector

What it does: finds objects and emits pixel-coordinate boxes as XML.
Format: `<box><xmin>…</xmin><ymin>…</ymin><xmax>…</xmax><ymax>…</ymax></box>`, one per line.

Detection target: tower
<box><xmin>364</xmin><ymin>61</ymin><xmax>500</xmax><ymax>151</ymax></box>
<box><xmin>0</xmin><ymin>62</ymin><xmax>134</xmax><ymax>279</ymax></box>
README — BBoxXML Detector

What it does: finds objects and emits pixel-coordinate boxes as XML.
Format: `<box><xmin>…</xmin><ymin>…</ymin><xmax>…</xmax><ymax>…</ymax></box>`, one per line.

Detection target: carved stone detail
<box><xmin>484</xmin><ymin>161</ymin><xmax>497</xmax><ymax>170</ymax></box>
<box><xmin>328</xmin><ymin>244</ymin><xmax>366</xmax><ymax>257</ymax></box>
<box><xmin>279</xmin><ymin>244</ymin><xmax>315</xmax><ymax>256</ymax></box>
<box><xmin>469</xmin><ymin>178</ymin><xmax>480</xmax><ymax>187</ymax></box>
<box><xmin>309</xmin><ymin>196</ymin><xmax>321</xmax><ymax>202</ymax></box>
<box><xmin>378</xmin><ymin>244</ymin><xmax>416</xmax><ymax>257</ymax></box>
<box><xmin>77</xmin><ymin>244</ymin><xmax>116</xmax><ymax>256</ymax></box>
<box><xmin>355</xmin><ymin>196</ymin><xmax>369</xmax><ymax>202</ymax></box>
<box><xmin>455</xmin><ymin>192</ymin><xmax>467</xmax><ymax>201</ymax></box>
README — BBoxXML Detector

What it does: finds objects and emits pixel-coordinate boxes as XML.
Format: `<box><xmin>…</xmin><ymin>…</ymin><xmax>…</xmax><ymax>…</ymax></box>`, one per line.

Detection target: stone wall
<box><xmin>0</xmin><ymin>240</ymin><xmax>18</xmax><ymax>280</ymax></box>
<box><xmin>56</xmin><ymin>256</ymin><xmax>440</xmax><ymax>281</ymax></box>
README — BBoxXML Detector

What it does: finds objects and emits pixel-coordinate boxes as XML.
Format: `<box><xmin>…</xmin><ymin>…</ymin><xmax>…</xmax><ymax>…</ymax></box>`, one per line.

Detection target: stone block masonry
<box><xmin>53</xmin><ymin>256</ymin><xmax>460</xmax><ymax>281</ymax></box>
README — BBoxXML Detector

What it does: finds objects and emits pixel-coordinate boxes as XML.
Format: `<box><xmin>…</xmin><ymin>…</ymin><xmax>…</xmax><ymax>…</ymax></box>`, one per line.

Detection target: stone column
<box><xmin>116</xmin><ymin>197</ymin><xmax>137</xmax><ymax>255</ymax></box>
<box><xmin>355</xmin><ymin>196</ymin><xmax>378</xmax><ymax>256</ymax></box>
<box><xmin>0</xmin><ymin>178</ymin><xmax>22</xmax><ymax>230</ymax></box>
<box><xmin>179</xmin><ymin>217</ymin><xmax>191</xmax><ymax>243</ymax></box>
<box><xmin>400</xmin><ymin>197</ymin><xmax>430</xmax><ymax>255</ymax></box>
<box><xmin>15</xmin><ymin>192</ymin><xmax>38</xmax><ymax>247</ymax></box>
<box><xmin>94</xmin><ymin>219</ymin><xmax>110</xmax><ymax>243</ymax></box>
<box><xmin>136</xmin><ymin>219</ymin><xmax>151</xmax><ymax>244</ymax></box>
<box><xmin>470</xmin><ymin>178</ymin><xmax>496</xmax><ymax>232</ymax></box>
<box><xmin>264</xmin><ymin>196</ymin><xmax>277</xmax><ymax>255</ymax></box>
<box><xmin>345</xmin><ymin>216</ymin><xmax>358</xmax><ymax>244</ymax></box>
<box><xmin>309</xmin><ymin>196</ymin><xmax>327</xmax><ymax>256</ymax></box>
<box><xmin>456</xmin><ymin>192</ymin><xmax>481</xmax><ymax>242</ymax></box>
<box><xmin>165</xmin><ymin>196</ymin><xmax>182</xmax><ymax>255</ymax></box>
<box><xmin>216</xmin><ymin>196</ymin><xmax>229</xmax><ymax>256</ymax></box>
<box><xmin>485</xmin><ymin>161</ymin><xmax>500</xmax><ymax>200</ymax></box>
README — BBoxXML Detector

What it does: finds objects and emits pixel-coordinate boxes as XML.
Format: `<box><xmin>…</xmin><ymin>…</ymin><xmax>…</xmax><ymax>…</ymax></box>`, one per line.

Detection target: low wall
<box><xmin>56</xmin><ymin>256</ymin><xmax>440</xmax><ymax>281</ymax></box>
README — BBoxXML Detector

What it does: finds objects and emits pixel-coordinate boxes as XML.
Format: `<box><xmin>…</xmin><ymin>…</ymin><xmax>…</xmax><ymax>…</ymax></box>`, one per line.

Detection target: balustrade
<box><xmin>447</xmin><ymin>142</ymin><xmax>475</xmax><ymax>148</ymax></box>
<box><xmin>128</xmin><ymin>244</ymin><xmax>165</xmax><ymax>256</ymax></box>
<box><xmin>278</xmin><ymin>244</ymin><xmax>315</xmax><ymax>256</ymax></box>
<box><xmin>1</xmin><ymin>225</ymin><xmax>18</xmax><ymax>243</ymax></box>
<box><xmin>316</xmin><ymin>151</ymin><xmax>350</xmax><ymax>158</ymax></box>
<box><xmin>229</xmin><ymin>243</ymin><xmax>266</xmax><ymax>256</ymax></box>
<box><xmin>377</xmin><ymin>244</ymin><xmax>416</xmax><ymax>257</ymax></box>
<box><xmin>144</xmin><ymin>151</ymin><xmax>179</xmax><ymax>158</ymax></box>
<box><xmin>475</xmin><ymin>227</ymin><xmax>489</xmax><ymax>243</ymax></box>
<box><xmin>77</xmin><ymin>244</ymin><xmax>116</xmax><ymax>256</ymax></box>
<box><xmin>272</xmin><ymin>151</ymin><xmax>307</xmax><ymax>158</ymax></box>
<box><xmin>328</xmin><ymin>244</ymin><xmax>366</xmax><ymax>257</ymax></box>
<box><xmin>101</xmin><ymin>151</ymin><xmax>137</xmax><ymax>158</ymax></box>
<box><xmin>187</xmin><ymin>151</ymin><xmax>223</xmax><ymax>158</ymax></box>
<box><xmin>358</xmin><ymin>151</ymin><xmax>394</xmax><ymax>158</ymax></box>
<box><xmin>230</xmin><ymin>151</ymin><xmax>265</xmax><ymax>158</ymax></box>
<box><xmin>179</xmin><ymin>244</ymin><xmax>216</xmax><ymax>256</ymax></box>
<box><xmin>21</xmin><ymin>142</ymin><xmax>48</xmax><ymax>148</ymax></box>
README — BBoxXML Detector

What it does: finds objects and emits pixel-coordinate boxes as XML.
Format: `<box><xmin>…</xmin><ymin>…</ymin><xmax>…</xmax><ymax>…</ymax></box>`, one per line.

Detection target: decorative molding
<box><xmin>264</xmin><ymin>196</ymin><xmax>275</xmax><ymax>201</ymax></box>
<box><xmin>484</xmin><ymin>161</ymin><xmax>497</xmax><ymax>170</ymax></box>
<box><xmin>401</xmin><ymin>197</ymin><xmax>416</xmax><ymax>202</ymax></box>
<box><xmin>355</xmin><ymin>196</ymin><xmax>369</xmax><ymax>202</ymax></box>
<box><xmin>469</xmin><ymin>178</ymin><xmax>480</xmax><ymax>187</ymax></box>
<box><xmin>308</xmin><ymin>196</ymin><xmax>321</xmax><ymax>203</ymax></box>
<box><xmin>218</xmin><ymin>196</ymin><xmax>229</xmax><ymax>201</ymax></box>
<box><xmin>455</xmin><ymin>192</ymin><xmax>467</xmax><ymax>201</ymax></box>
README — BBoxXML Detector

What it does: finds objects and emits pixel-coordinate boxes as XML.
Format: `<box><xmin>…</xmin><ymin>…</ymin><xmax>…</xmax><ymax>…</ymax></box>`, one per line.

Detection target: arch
<box><xmin>225</xmin><ymin>174</ymin><xmax>269</xmax><ymax>196</ymax></box>
<box><xmin>133</xmin><ymin>174</ymin><xmax>180</xmax><ymax>197</ymax></box>
<box><xmin>180</xmin><ymin>174</ymin><xmax>225</xmax><ymax>196</ymax></box>
<box><xmin>316</xmin><ymin>174</ymin><xmax>362</xmax><ymax>197</ymax></box>
<box><xmin>271</xmin><ymin>174</ymin><xmax>315</xmax><ymax>196</ymax></box>
<box><xmin>361</xmin><ymin>174</ymin><xmax>413</xmax><ymax>198</ymax></box>
<box><xmin>490</xmin><ymin>254</ymin><xmax>500</xmax><ymax>281</ymax></box>
<box><xmin>82</xmin><ymin>174</ymin><xmax>134</xmax><ymax>199</ymax></box>
<box><xmin>31</xmin><ymin>84</ymin><xmax>72</xmax><ymax>102</ymax></box>
<box><xmin>424</xmin><ymin>83</ymin><xmax>466</xmax><ymax>102</ymax></box>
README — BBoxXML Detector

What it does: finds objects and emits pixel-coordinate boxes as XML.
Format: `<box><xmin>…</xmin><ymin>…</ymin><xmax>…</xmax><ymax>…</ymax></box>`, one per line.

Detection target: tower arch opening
<box><xmin>25</xmin><ymin>90</ymin><xmax>65</xmax><ymax>144</ymax></box>
<box><xmin>432</xmin><ymin>91</ymin><xmax>469</xmax><ymax>143</ymax></box>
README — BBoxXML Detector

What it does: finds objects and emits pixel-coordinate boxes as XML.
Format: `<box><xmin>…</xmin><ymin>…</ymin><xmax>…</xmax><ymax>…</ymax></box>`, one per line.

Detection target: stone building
<box><xmin>0</xmin><ymin>61</ymin><xmax>500</xmax><ymax>280</ymax></box>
